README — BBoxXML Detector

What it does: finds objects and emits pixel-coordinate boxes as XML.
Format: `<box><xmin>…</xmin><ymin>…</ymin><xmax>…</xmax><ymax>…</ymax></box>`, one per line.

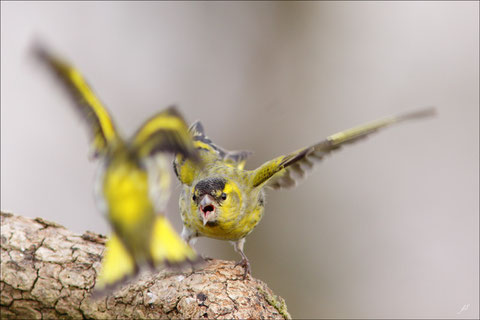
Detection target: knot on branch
<box><xmin>0</xmin><ymin>212</ymin><xmax>290</xmax><ymax>319</ymax></box>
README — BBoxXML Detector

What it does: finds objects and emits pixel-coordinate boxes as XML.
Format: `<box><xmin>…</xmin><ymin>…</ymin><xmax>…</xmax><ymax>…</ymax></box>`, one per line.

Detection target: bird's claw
<box><xmin>234</xmin><ymin>258</ymin><xmax>251</xmax><ymax>279</ymax></box>
<box><xmin>201</xmin><ymin>255</ymin><xmax>213</xmax><ymax>261</ymax></box>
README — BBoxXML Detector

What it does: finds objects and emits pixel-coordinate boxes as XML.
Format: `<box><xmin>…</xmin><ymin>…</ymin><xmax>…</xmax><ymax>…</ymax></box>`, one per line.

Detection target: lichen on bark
<box><xmin>0</xmin><ymin>212</ymin><xmax>291</xmax><ymax>319</ymax></box>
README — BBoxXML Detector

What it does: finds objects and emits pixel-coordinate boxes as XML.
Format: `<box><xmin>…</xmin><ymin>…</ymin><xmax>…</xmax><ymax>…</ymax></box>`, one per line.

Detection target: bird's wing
<box><xmin>93</xmin><ymin>233</ymin><xmax>138</xmax><ymax>297</ymax></box>
<box><xmin>36</xmin><ymin>46</ymin><xmax>119</xmax><ymax>157</ymax></box>
<box><xmin>173</xmin><ymin>121</ymin><xmax>252</xmax><ymax>185</ymax></box>
<box><xmin>189</xmin><ymin>121</ymin><xmax>253</xmax><ymax>168</ymax></box>
<box><xmin>251</xmin><ymin>108</ymin><xmax>436</xmax><ymax>189</ymax></box>
<box><xmin>93</xmin><ymin>215</ymin><xmax>200</xmax><ymax>297</ymax></box>
<box><xmin>131</xmin><ymin>106</ymin><xmax>200</xmax><ymax>161</ymax></box>
<box><xmin>149</xmin><ymin>215</ymin><xmax>200</xmax><ymax>267</ymax></box>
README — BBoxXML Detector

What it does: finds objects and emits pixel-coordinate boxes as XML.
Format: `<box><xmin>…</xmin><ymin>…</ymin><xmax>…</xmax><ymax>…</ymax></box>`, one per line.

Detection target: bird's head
<box><xmin>191</xmin><ymin>177</ymin><xmax>241</xmax><ymax>226</ymax></box>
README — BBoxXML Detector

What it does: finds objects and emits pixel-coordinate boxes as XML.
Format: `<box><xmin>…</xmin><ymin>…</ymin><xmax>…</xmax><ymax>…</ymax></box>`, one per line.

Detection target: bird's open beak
<box><xmin>199</xmin><ymin>194</ymin><xmax>215</xmax><ymax>226</ymax></box>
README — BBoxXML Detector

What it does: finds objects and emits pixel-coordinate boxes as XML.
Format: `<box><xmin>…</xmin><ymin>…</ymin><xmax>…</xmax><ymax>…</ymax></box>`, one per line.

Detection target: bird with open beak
<box><xmin>175</xmin><ymin>108</ymin><xmax>436</xmax><ymax>279</ymax></box>
<box><xmin>191</xmin><ymin>177</ymin><xmax>228</xmax><ymax>227</ymax></box>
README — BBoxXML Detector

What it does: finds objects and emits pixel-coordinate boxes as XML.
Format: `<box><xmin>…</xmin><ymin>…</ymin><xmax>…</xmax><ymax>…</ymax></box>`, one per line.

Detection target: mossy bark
<box><xmin>0</xmin><ymin>212</ymin><xmax>290</xmax><ymax>319</ymax></box>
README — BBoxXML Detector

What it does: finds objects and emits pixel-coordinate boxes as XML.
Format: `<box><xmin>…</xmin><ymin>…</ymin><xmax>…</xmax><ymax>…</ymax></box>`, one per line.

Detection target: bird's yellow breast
<box><xmin>184</xmin><ymin>205</ymin><xmax>264</xmax><ymax>241</ymax></box>
<box><xmin>103</xmin><ymin>159</ymin><xmax>154</xmax><ymax>230</ymax></box>
<box><xmin>214</xmin><ymin>205</ymin><xmax>264</xmax><ymax>240</ymax></box>
<box><xmin>181</xmin><ymin>164</ymin><xmax>265</xmax><ymax>241</ymax></box>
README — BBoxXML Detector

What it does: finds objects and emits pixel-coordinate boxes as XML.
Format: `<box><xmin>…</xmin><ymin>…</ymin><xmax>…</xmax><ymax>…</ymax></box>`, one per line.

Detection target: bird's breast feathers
<box><xmin>182</xmin><ymin>182</ymin><xmax>264</xmax><ymax>240</ymax></box>
<box><xmin>101</xmin><ymin>160</ymin><xmax>154</xmax><ymax>229</ymax></box>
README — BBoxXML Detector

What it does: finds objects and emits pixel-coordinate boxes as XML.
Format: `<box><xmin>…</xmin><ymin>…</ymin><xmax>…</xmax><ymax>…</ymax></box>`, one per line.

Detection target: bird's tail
<box><xmin>149</xmin><ymin>215</ymin><xmax>200</xmax><ymax>268</ymax></box>
<box><xmin>93</xmin><ymin>233</ymin><xmax>138</xmax><ymax>297</ymax></box>
<box><xmin>93</xmin><ymin>216</ymin><xmax>200</xmax><ymax>297</ymax></box>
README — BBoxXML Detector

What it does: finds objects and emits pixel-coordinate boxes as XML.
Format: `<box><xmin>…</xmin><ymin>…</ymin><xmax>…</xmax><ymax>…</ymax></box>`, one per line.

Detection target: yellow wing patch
<box><xmin>236</xmin><ymin>160</ymin><xmax>248</xmax><ymax>170</ymax></box>
<box><xmin>61</xmin><ymin>66</ymin><xmax>117</xmax><ymax>143</ymax></box>
<box><xmin>132</xmin><ymin>107</ymin><xmax>199</xmax><ymax>160</ymax></box>
<box><xmin>174</xmin><ymin>156</ymin><xmax>198</xmax><ymax>186</ymax></box>
<box><xmin>94</xmin><ymin>233</ymin><xmax>137</xmax><ymax>295</ymax></box>
<box><xmin>36</xmin><ymin>47</ymin><xmax>118</xmax><ymax>156</ymax></box>
<box><xmin>251</xmin><ymin>156</ymin><xmax>287</xmax><ymax>188</ymax></box>
<box><xmin>150</xmin><ymin>216</ymin><xmax>198</xmax><ymax>266</ymax></box>
<box><xmin>194</xmin><ymin>140</ymin><xmax>216</xmax><ymax>153</ymax></box>
<box><xmin>251</xmin><ymin>107</ymin><xmax>436</xmax><ymax>189</ymax></box>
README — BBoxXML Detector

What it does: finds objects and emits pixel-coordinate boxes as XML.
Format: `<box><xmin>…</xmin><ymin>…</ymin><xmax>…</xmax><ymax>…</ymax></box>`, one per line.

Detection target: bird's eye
<box><xmin>192</xmin><ymin>194</ymin><xmax>197</xmax><ymax>201</ymax></box>
<box><xmin>221</xmin><ymin>193</ymin><xmax>227</xmax><ymax>200</ymax></box>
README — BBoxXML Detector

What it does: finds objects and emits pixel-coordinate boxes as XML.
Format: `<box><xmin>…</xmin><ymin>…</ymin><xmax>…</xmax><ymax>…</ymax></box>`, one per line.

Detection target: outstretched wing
<box><xmin>35</xmin><ymin>46</ymin><xmax>118</xmax><ymax>157</ymax></box>
<box><xmin>174</xmin><ymin>121</ymin><xmax>252</xmax><ymax>185</ymax></box>
<box><xmin>251</xmin><ymin>108</ymin><xmax>436</xmax><ymax>189</ymax></box>
<box><xmin>189</xmin><ymin>120</ymin><xmax>252</xmax><ymax>168</ymax></box>
<box><xmin>132</xmin><ymin>106</ymin><xmax>200</xmax><ymax>161</ymax></box>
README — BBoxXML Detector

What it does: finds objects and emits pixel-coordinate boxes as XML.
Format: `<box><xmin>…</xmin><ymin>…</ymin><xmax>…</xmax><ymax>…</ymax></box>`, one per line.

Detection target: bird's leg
<box><xmin>181</xmin><ymin>227</ymin><xmax>212</xmax><ymax>261</ymax></box>
<box><xmin>191</xmin><ymin>238</ymin><xmax>213</xmax><ymax>262</ymax></box>
<box><xmin>201</xmin><ymin>255</ymin><xmax>213</xmax><ymax>261</ymax></box>
<box><xmin>232</xmin><ymin>238</ymin><xmax>251</xmax><ymax>279</ymax></box>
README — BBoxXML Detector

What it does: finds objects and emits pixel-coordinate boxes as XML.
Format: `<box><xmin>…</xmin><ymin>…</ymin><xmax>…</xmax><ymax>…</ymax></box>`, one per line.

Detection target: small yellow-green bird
<box><xmin>36</xmin><ymin>47</ymin><xmax>202</xmax><ymax>294</ymax></box>
<box><xmin>174</xmin><ymin>108</ymin><xmax>435</xmax><ymax>278</ymax></box>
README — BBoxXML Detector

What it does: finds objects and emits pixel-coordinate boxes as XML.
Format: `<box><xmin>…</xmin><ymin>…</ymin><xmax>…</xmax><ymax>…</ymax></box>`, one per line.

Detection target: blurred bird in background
<box><xmin>175</xmin><ymin>108</ymin><xmax>435</xmax><ymax>278</ymax></box>
<box><xmin>36</xmin><ymin>47</ymin><xmax>202</xmax><ymax>295</ymax></box>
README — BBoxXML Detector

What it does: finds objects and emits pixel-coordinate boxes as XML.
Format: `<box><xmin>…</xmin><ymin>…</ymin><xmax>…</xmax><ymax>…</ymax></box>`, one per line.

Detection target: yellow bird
<box><xmin>36</xmin><ymin>47</ymin><xmax>202</xmax><ymax>295</ymax></box>
<box><xmin>174</xmin><ymin>108</ymin><xmax>435</xmax><ymax>278</ymax></box>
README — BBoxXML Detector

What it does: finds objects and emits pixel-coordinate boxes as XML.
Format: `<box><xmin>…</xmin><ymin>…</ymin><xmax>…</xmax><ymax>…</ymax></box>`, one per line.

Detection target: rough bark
<box><xmin>0</xmin><ymin>212</ymin><xmax>290</xmax><ymax>319</ymax></box>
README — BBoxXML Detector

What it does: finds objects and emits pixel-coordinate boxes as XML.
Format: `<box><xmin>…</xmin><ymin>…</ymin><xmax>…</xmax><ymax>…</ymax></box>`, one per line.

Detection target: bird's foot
<box><xmin>234</xmin><ymin>258</ymin><xmax>251</xmax><ymax>279</ymax></box>
<box><xmin>187</xmin><ymin>254</ymin><xmax>212</xmax><ymax>276</ymax></box>
<box><xmin>200</xmin><ymin>254</ymin><xmax>213</xmax><ymax>261</ymax></box>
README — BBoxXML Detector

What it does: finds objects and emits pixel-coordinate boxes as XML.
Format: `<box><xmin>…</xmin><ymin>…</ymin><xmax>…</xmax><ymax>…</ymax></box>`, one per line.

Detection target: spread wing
<box><xmin>189</xmin><ymin>121</ymin><xmax>252</xmax><ymax>168</ymax></box>
<box><xmin>251</xmin><ymin>108</ymin><xmax>436</xmax><ymax>189</ymax></box>
<box><xmin>35</xmin><ymin>46</ymin><xmax>119</xmax><ymax>157</ymax></box>
<box><xmin>173</xmin><ymin>121</ymin><xmax>252</xmax><ymax>185</ymax></box>
<box><xmin>131</xmin><ymin>106</ymin><xmax>200</xmax><ymax>161</ymax></box>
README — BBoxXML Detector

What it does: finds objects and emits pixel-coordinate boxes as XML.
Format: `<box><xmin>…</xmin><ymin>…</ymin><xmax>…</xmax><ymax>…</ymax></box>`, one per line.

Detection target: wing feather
<box><xmin>189</xmin><ymin>120</ymin><xmax>253</xmax><ymax>167</ymax></box>
<box><xmin>173</xmin><ymin>121</ymin><xmax>252</xmax><ymax>185</ymax></box>
<box><xmin>35</xmin><ymin>46</ymin><xmax>118</xmax><ymax>157</ymax></box>
<box><xmin>132</xmin><ymin>106</ymin><xmax>199</xmax><ymax>161</ymax></box>
<box><xmin>252</xmin><ymin>108</ymin><xmax>436</xmax><ymax>189</ymax></box>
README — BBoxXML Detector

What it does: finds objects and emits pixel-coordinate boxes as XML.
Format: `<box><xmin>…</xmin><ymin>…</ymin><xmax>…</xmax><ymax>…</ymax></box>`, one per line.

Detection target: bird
<box><xmin>173</xmin><ymin>107</ymin><xmax>435</xmax><ymax>279</ymax></box>
<box><xmin>36</xmin><ymin>46</ymin><xmax>202</xmax><ymax>295</ymax></box>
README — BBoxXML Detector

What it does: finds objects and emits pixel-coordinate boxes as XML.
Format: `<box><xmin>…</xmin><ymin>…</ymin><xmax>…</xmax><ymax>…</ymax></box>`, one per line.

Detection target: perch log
<box><xmin>0</xmin><ymin>212</ymin><xmax>290</xmax><ymax>319</ymax></box>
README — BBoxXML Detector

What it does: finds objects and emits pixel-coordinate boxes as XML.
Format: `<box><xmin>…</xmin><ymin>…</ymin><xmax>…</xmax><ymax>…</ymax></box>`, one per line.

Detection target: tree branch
<box><xmin>0</xmin><ymin>212</ymin><xmax>291</xmax><ymax>319</ymax></box>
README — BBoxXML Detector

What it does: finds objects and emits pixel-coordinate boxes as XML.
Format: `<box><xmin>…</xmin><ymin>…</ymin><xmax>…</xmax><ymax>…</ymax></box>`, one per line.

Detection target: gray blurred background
<box><xmin>1</xmin><ymin>2</ymin><xmax>478</xmax><ymax>318</ymax></box>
